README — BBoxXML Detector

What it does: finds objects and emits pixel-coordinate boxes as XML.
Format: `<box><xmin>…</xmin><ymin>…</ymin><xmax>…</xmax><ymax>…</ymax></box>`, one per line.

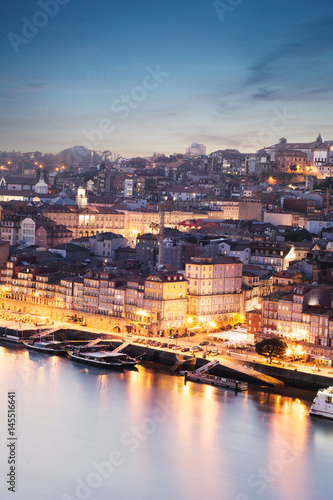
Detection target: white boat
<box><xmin>310</xmin><ymin>386</ymin><xmax>333</xmax><ymax>420</ymax></box>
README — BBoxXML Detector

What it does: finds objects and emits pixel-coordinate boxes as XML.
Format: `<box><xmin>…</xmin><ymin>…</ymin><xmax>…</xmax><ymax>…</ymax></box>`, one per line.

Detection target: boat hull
<box><xmin>66</xmin><ymin>351</ymin><xmax>138</xmax><ymax>370</ymax></box>
<box><xmin>22</xmin><ymin>341</ymin><xmax>66</xmax><ymax>356</ymax></box>
<box><xmin>184</xmin><ymin>372</ymin><xmax>248</xmax><ymax>391</ymax></box>
<box><xmin>0</xmin><ymin>334</ymin><xmax>24</xmax><ymax>344</ymax></box>
<box><xmin>309</xmin><ymin>386</ymin><xmax>333</xmax><ymax>420</ymax></box>
<box><xmin>310</xmin><ymin>410</ymin><xmax>333</xmax><ymax>420</ymax></box>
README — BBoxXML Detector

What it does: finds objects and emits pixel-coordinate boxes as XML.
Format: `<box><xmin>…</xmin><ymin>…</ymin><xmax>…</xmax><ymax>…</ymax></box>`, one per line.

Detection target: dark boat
<box><xmin>66</xmin><ymin>347</ymin><xmax>140</xmax><ymax>370</ymax></box>
<box><xmin>0</xmin><ymin>326</ymin><xmax>35</xmax><ymax>345</ymax></box>
<box><xmin>184</xmin><ymin>371</ymin><xmax>248</xmax><ymax>391</ymax></box>
<box><xmin>22</xmin><ymin>338</ymin><xmax>66</xmax><ymax>355</ymax></box>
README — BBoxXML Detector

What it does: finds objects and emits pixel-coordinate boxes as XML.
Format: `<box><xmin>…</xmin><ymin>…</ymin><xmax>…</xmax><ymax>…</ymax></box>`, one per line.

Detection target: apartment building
<box><xmin>143</xmin><ymin>273</ymin><xmax>187</xmax><ymax>333</ymax></box>
<box><xmin>262</xmin><ymin>284</ymin><xmax>333</xmax><ymax>345</ymax></box>
<box><xmin>0</xmin><ymin>214</ymin><xmax>22</xmax><ymax>245</ymax></box>
<box><xmin>249</xmin><ymin>242</ymin><xmax>295</xmax><ymax>273</ymax></box>
<box><xmin>185</xmin><ymin>256</ymin><xmax>243</xmax><ymax>324</ymax></box>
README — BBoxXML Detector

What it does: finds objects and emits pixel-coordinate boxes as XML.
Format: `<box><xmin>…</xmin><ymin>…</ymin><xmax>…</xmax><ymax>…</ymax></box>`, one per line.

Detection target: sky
<box><xmin>1</xmin><ymin>0</ymin><xmax>333</xmax><ymax>158</ymax></box>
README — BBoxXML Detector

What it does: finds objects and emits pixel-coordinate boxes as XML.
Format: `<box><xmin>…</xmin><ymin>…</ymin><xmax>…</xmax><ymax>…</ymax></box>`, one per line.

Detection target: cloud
<box><xmin>251</xmin><ymin>88</ymin><xmax>278</xmax><ymax>100</ymax></box>
<box><xmin>246</xmin><ymin>18</ymin><xmax>333</xmax><ymax>87</ymax></box>
<box><xmin>25</xmin><ymin>81</ymin><xmax>47</xmax><ymax>88</ymax></box>
<box><xmin>0</xmin><ymin>78</ymin><xmax>49</xmax><ymax>103</ymax></box>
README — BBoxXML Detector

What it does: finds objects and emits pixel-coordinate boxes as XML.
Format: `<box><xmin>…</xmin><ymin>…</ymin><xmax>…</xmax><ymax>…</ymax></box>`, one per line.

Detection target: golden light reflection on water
<box><xmin>1</xmin><ymin>348</ymin><xmax>333</xmax><ymax>500</ymax></box>
<box><xmin>171</xmin><ymin>379</ymin><xmax>234</xmax><ymax>498</ymax></box>
<box><xmin>252</xmin><ymin>390</ymin><xmax>311</xmax><ymax>500</ymax></box>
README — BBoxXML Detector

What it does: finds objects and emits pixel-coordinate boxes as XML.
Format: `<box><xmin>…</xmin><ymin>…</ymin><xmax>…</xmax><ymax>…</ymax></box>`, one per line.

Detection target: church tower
<box><xmin>76</xmin><ymin>186</ymin><xmax>88</xmax><ymax>208</ymax></box>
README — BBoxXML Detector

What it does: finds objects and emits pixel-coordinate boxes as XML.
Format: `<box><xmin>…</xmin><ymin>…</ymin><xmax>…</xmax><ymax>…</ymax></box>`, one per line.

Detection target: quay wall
<box><xmin>247</xmin><ymin>361</ymin><xmax>333</xmax><ymax>391</ymax></box>
<box><xmin>111</xmin><ymin>342</ymin><xmax>283</xmax><ymax>386</ymax></box>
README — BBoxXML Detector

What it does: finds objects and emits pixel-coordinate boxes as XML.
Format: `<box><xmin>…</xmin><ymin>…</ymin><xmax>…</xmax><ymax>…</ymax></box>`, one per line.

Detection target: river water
<box><xmin>0</xmin><ymin>345</ymin><xmax>333</xmax><ymax>500</ymax></box>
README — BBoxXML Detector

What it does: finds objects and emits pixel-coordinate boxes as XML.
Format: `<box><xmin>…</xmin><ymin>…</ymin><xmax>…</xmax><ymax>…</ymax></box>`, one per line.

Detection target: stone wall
<box><xmin>0</xmin><ymin>298</ymin><xmax>129</xmax><ymax>333</ymax></box>
<box><xmin>248</xmin><ymin>361</ymin><xmax>333</xmax><ymax>391</ymax></box>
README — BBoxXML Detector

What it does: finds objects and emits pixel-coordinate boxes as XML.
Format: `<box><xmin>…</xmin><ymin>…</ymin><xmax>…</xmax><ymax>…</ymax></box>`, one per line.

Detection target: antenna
<box><xmin>158</xmin><ymin>203</ymin><xmax>165</xmax><ymax>266</ymax></box>
<box><xmin>326</xmin><ymin>187</ymin><xmax>331</xmax><ymax>215</ymax></box>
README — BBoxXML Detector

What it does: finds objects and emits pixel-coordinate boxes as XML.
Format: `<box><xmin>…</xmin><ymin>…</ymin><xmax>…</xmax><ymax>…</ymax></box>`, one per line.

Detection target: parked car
<box><xmin>199</xmin><ymin>340</ymin><xmax>209</xmax><ymax>346</ymax></box>
<box><xmin>181</xmin><ymin>347</ymin><xmax>190</xmax><ymax>352</ymax></box>
<box><xmin>190</xmin><ymin>346</ymin><xmax>200</xmax><ymax>352</ymax></box>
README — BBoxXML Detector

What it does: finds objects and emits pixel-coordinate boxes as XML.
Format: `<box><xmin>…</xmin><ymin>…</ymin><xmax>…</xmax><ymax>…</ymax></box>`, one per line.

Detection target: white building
<box><xmin>76</xmin><ymin>187</ymin><xmax>88</xmax><ymax>208</ymax></box>
<box><xmin>20</xmin><ymin>217</ymin><xmax>36</xmax><ymax>246</ymax></box>
<box><xmin>306</xmin><ymin>218</ymin><xmax>333</xmax><ymax>235</ymax></box>
<box><xmin>163</xmin><ymin>185</ymin><xmax>208</xmax><ymax>202</ymax></box>
<box><xmin>124</xmin><ymin>178</ymin><xmax>135</xmax><ymax>198</ymax></box>
<box><xmin>34</xmin><ymin>174</ymin><xmax>49</xmax><ymax>195</ymax></box>
<box><xmin>263</xmin><ymin>211</ymin><xmax>294</xmax><ymax>227</ymax></box>
<box><xmin>0</xmin><ymin>176</ymin><xmax>37</xmax><ymax>191</ymax></box>
<box><xmin>185</xmin><ymin>142</ymin><xmax>206</xmax><ymax>156</ymax></box>
<box><xmin>88</xmin><ymin>232</ymin><xmax>128</xmax><ymax>260</ymax></box>
<box><xmin>218</xmin><ymin>241</ymin><xmax>251</xmax><ymax>264</ymax></box>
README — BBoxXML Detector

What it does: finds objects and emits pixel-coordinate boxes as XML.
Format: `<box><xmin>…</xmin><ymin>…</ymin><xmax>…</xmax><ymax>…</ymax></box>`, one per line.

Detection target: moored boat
<box><xmin>184</xmin><ymin>371</ymin><xmax>248</xmax><ymax>391</ymax></box>
<box><xmin>66</xmin><ymin>347</ymin><xmax>140</xmax><ymax>370</ymax></box>
<box><xmin>22</xmin><ymin>338</ymin><xmax>66</xmax><ymax>355</ymax></box>
<box><xmin>0</xmin><ymin>326</ymin><xmax>36</xmax><ymax>345</ymax></box>
<box><xmin>310</xmin><ymin>386</ymin><xmax>333</xmax><ymax>420</ymax></box>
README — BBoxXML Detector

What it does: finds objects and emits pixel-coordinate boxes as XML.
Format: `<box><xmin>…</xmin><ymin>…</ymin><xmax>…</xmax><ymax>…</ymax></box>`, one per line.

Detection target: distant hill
<box><xmin>55</xmin><ymin>146</ymin><xmax>102</xmax><ymax>167</ymax></box>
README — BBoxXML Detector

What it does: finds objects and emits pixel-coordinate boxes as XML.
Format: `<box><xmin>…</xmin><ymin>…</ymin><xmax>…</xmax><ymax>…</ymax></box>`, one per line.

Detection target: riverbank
<box><xmin>1</xmin><ymin>321</ymin><xmax>333</xmax><ymax>391</ymax></box>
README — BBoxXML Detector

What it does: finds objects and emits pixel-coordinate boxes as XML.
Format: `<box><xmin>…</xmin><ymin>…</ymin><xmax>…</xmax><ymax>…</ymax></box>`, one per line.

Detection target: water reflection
<box><xmin>0</xmin><ymin>347</ymin><xmax>333</xmax><ymax>500</ymax></box>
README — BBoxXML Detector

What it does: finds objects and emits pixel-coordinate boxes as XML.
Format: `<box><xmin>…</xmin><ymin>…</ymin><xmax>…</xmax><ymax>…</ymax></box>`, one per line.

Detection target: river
<box><xmin>0</xmin><ymin>345</ymin><xmax>333</xmax><ymax>500</ymax></box>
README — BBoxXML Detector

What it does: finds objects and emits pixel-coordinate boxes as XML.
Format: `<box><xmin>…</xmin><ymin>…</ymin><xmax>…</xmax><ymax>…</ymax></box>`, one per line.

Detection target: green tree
<box><xmin>255</xmin><ymin>338</ymin><xmax>287</xmax><ymax>364</ymax></box>
<box><xmin>284</xmin><ymin>228</ymin><xmax>312</xmax><ymax>242</ymax></box>
<box><xmin>149</xmin><ymin>222</ymin><xmax>160</xmax><ymax>234</ymax></box>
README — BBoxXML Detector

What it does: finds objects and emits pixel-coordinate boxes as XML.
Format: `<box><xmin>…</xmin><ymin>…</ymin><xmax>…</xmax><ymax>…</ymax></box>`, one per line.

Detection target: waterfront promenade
<box><xmin>2</xmin><ymin>317</ymin><xmax>333</xmax><ymax>391</ymax></box>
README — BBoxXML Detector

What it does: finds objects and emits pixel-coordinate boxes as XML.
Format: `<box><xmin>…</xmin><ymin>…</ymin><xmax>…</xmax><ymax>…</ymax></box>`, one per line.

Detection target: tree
<box><xmin>284</xmin><ymin>228</ymin><xmax>312</xmax><ymax>242</ymax></box>
<box><xmin>149</xmin><ymin>222</ymin><xmax>160</xmax><ymax>234</ymax></box>
<box><xmin>255</xmin><ymin>338</ymin><xmax>287</xmax><ymax>364</ymax></box>
<box><xmin>102</xmin><ymin>150</ymin><xmax>112</xmax><ymax>162</ymax></box>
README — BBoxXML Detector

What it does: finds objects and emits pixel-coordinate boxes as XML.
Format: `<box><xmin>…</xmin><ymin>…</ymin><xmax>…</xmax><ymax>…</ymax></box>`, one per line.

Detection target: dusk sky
<box><xmin>1</xmin><ymin>0</ymin><xmax>333</xmax><ymax>157</ymax></box>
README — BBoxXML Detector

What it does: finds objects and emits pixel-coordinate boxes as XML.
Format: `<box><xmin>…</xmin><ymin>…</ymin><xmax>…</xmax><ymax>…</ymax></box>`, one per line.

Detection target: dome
<box><xmin>34</xmin><ymin>176</ymin><xmax>48</xmax><ymax>195</ymax></box>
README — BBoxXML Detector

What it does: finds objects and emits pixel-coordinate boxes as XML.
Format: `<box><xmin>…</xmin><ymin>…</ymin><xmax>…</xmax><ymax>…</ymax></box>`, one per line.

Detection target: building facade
<box><xmin>185</xmin><ymin>256</ymin><xmax>243</xmax><ymax>325</ymax></box>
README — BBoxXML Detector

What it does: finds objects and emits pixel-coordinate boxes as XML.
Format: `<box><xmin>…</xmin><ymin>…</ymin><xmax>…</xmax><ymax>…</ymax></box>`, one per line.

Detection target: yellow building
<box><xmin>143</xmin><ymin>272</ymin><xmax>187</xmax><ymax>334</ymax></box>
<box><xmin>44</xmin><ymin>206</ymin><xmax>126</xmax><ymax>239</ymax></box>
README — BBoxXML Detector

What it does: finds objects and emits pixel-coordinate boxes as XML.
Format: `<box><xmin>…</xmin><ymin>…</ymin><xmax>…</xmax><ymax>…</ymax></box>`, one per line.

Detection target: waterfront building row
<box><xmin>0</xmin><ymin>254</ymin><xmax>271</xmax><ymax>333</ymax></box>
<box><xmin>0</xmin><ymin>259</ymin><xmax>187</xmax><ymax>334</ymax></box>
<box><xmin>247</xmin><ymin>283</ymin><xmax>333</xmax><ymax>348</ymax></box>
